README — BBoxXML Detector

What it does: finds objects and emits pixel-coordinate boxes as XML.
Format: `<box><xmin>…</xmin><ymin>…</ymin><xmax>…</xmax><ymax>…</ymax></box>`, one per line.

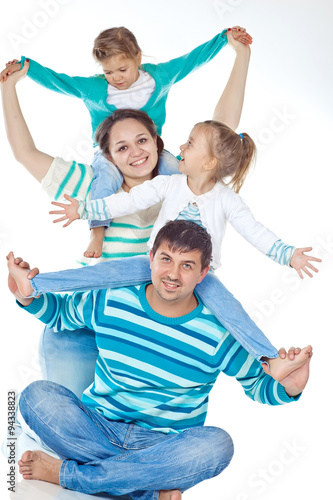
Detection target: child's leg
<box><xmin>195</xmin><ymin>272</ymin><xmax>279</xmax><ymax>361</ymax></box>
<box><xmin>84</xmin><ymin>226</ymin><xmax>105</xmax><ymax>259</ymax></box>
<box><xmin>24</xmin><ymin>256</ymin><xmax>152</xmax><ymax>297</ymax></box>
<box><xmin>157</xmin><ymin>150</ymin><xmax>180</xmax><ymax>176</ymax></box>
<box><xmin>86</xmin><ymin>149</ymin><xmax>123</xmax><ymax>258</ymax></box>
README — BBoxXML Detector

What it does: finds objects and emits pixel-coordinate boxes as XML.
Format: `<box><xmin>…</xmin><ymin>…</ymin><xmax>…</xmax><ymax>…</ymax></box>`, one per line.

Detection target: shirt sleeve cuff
<box><xmin>277</xmin><ymin>382</ymin><xmax>302</xmax><ymax>402</ymax></box>
<box><xmin>16</xmin><ymin>296</ymin><xmax>45</xmax><ymax>315</ymax></box>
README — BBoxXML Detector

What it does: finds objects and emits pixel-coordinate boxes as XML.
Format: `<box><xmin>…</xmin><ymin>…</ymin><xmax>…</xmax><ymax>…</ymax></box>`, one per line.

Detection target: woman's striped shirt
<box><xmin>42</xmin><ymin>157</ymin><xmax>160</xmax><ymax>263</ymax></box>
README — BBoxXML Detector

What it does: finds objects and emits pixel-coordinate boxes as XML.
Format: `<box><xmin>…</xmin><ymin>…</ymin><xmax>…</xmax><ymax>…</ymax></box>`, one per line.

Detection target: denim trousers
<box><xmin>19</xmin><ymin>381</ymin><xmax>234</xmax><ymax>499</ymax></box>
<box><xmin>32</xmin><ymin>255</ymin><xmax>279</xmax><ymax>361</ymax></box>
<box><xmin>89</xmin><ymin>148</ymin><xmax>180</xmax><ymax>228</ymax></box>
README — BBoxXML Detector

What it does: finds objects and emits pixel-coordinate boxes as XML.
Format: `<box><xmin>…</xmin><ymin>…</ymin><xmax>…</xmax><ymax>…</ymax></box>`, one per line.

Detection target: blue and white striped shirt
<box><xmin>22</xmin><ymin>284</ymin><xmax>297</xmax><ymax>433</ymax></box>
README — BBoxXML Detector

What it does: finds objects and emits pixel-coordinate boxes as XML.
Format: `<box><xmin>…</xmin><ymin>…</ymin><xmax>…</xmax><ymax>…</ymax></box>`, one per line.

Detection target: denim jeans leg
<box><xmin>90</xmin><ymin>148</ymin><xmax>123</xmax><ymax>229</ymax></box>
<box><xmin>39</xmin><ymin>326</ymin><xmax>98</xmax><ymax>398</ymax></box>
<box><xmin>19</xmin><ymin>381</ymin><xmax>127</xmax><ymax>461</ymax></box>
<box><xmin>195</xmin><ymin>272</ymin><xmax>279</xmax><ymax>360</ymax></box>
<box><xmin>61</xmin><ymin>425</ymin><xmax>233</xmax><ymax>498</ymax></box>
<box><xmin>29</xmin><ymin>255</ymin><xmax>151</xmax><ymax>296</ymax></box>
<box><xmin>20</xmin><ymin>381</ymin><xmax>233</xmax><ymax>499</ymax></box>
<box><xmin>157</xmin><ymin>150</ymin><xmax>179</xmax><ymax>176</ymax></box>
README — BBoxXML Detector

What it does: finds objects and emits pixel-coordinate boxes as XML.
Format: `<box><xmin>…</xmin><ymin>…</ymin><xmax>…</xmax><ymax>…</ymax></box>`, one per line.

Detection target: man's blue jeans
<box><xmin>19</xmin><ymin>381</ymin><xmax>234</xmax><ymax>499</ymax></box>
<box><xmin>31</xmin><ymin>255</ymin><xmax>278</xmax><ymax>361</ymax></box>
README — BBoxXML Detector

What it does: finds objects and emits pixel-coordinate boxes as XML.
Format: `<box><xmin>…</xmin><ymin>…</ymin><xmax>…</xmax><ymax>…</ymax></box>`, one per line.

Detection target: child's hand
<box><xmin>49</xmin><ymin>194</ymin><xmax>81</xmax><ymax>227</ymax></box>
<box><xmin>228</xmin><ymin>26</ymin><xmax>253</xmax><ymax>46</ymax></box>
<box><xmin>290</xmin><ymin>247</ymin><xmax>322</xmax><ymax>278</ymax></box>
<box><xmin>0</xmin><ymin>59</ymin><xmax>21</xmax><ymax>83</ymax></box>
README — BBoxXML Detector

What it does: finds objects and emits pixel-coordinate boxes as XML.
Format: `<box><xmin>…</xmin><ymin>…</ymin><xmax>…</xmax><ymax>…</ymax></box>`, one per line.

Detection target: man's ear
<box><xmin>149</xmin><ymin>249</ymin><xmax>154</xmax><ymax>269</ymax></box>
<box><xmin>197</xmin><ymin>266</ymin><xmax>210</xmax><ymax>284</ymax></box>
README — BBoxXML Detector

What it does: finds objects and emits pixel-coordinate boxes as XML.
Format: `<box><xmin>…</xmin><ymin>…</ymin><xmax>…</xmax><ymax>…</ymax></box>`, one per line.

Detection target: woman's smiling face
<box><xmin>108</xmin><ymin>118</ymin><xmax>159</xmax><ymax>184</ymax></box>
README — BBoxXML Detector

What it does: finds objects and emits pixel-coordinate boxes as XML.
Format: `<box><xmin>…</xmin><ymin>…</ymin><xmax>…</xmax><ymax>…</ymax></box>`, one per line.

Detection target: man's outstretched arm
<box><xmin>219</xmin><ymin>333</ymin><xmax>311</xmax><ymax>404</ymax></box>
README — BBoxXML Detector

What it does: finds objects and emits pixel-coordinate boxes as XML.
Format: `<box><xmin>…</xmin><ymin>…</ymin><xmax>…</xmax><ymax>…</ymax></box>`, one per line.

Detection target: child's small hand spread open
<box><xmin>50</xmin><ymin>194</ymin><xmax>81</xmax><ymax>227</ymax></box>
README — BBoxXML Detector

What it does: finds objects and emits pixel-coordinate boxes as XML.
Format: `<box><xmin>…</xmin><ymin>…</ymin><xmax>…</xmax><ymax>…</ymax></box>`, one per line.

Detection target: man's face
<box><xmin>149</xmin><ymin>242</ymin><xmax>209</xmax><ymax>305</ymax></box>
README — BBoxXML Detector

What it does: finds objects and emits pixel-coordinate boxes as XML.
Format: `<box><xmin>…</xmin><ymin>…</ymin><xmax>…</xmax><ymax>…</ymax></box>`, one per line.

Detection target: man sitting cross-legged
<box><xmin>7</xmin><ymin>220</ymin><xmax>312</xmax><ymax>500</ymax></box>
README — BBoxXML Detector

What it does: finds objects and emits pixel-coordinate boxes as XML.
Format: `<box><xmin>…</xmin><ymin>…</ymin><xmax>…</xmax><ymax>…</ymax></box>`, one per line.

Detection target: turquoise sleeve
<box><xmin>156</xmin><ymin>29</ymin><xmax>228</xmax><ymax>85</ymax></box>
<box><xmin>19</xmin><ymin>56</ymin><xmax>95</xmax><ymax>99</ymax></box>
<box><xmin>17</xmin><ymin>291</ymin><xmax>94</xmax><ymax>332</ymax></box>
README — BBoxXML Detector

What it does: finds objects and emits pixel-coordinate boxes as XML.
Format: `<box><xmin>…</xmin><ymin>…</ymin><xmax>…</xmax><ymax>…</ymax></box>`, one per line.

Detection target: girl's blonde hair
<box><xmin>93</xmin><ymin>27</ymin><xmax>141</xmax><ymax>62</ymax></box>
<box><xmin>197</xmin><ymin>120</ymin><xmax>256</xmax><ymax>193</ymax></box>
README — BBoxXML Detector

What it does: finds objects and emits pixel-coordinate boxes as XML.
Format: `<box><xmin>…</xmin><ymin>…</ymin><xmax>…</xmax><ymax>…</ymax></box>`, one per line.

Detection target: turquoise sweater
<box><xmin>20</xmin><ymin>30</ymin><xmax>228</xmax><ymax>144</ymax></box>
<box><xmin>19</xmin><ymin>284</ymin><xmax>299</xmax><ymax>434</ymax></box>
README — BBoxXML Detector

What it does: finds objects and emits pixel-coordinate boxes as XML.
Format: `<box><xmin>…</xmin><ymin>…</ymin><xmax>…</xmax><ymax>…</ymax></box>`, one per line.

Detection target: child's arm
<box><xmin>1</xmin><ymin>56</ymin><xmax>93</xmax><ymax>98</ymax></box>
<box><xmin>156</xmin><ymin>27</ymin><xmax>251</xmax><ymax>86</ymax></box>
<box><xmin>212</xmin><ymin>28</ymin><xmax>251</xmax><ymax>131</ymax></box>
<box><xmin>50</xmin><ymin>175</ymin><xmax>172</xmax><ymax>227</ymax></box>
<box><xmin>1</xmin><ymin>61</ymin><xmax>54</xmax><ymax>182</ymax></box>
<box><xmin>224</xmin><ymin>191</ymin><xmax>321</xmax><ymax>277</ymax></box>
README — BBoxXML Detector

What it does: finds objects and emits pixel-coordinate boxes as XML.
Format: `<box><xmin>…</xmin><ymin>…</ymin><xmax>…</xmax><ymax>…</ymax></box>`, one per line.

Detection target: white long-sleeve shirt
<box><xmin>78</xmin><ymin>174</ymin><xmax>283</xmax><ymax>269</ymax></box>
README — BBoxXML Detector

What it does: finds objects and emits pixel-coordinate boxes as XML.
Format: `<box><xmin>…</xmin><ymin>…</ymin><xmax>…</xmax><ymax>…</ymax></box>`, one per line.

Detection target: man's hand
<box><xmin>7</xmin><ymin>252</ymin><xmax>39</xmax><ymax>306</ymax></box>
<box><xmin>50</xmin><ymin>194</ymin><xmax>80</xmax><ymax>227</ymax></box>
<box><xmin>290</xmin><ymin>247</ymin><xmax>322</xmax><ymax>278</ymax></box>
<box><xmin>278</xmin><ymin>346</ymin><xmax>301</xmax><ymax>360</ymax></box>
<box><xmin>263</xmin><ymin>345</ymin><xmax>312</xmax><ymax>397</ymax></box>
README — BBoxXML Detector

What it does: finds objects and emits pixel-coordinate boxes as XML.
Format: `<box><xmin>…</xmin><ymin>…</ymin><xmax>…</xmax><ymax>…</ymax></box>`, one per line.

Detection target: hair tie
<box><xmin>239</xmin><ymin>133</ymin><xmax>243</xmax><ymax>140</ymax></box>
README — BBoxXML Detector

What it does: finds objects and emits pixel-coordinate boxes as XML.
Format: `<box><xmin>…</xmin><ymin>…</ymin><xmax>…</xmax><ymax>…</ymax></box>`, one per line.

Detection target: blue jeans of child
<box><xmin>90</xmin><ymin>149</ymin><xmax>179</xmax><ymax>228</ymax></box>
<box><xmin>31</xmin><ymin>256</ymin><xmax>278</xmax><ymax>361</ymax></box>
<box><xmin>19</xmin><ymin>380</ymin><xmax>234</xmax><ymax>499</ymax></box>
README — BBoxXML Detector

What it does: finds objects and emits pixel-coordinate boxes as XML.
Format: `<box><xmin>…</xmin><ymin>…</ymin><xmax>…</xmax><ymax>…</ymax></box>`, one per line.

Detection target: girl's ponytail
<box><xmin>228</xmin><ymin>132</ymin><xmax>256</xmax><ymax>193</ymax></box>
<box><xmin>198</xmin><ymin>120</ymin><xmax>256</xmax><ymax>193</ymax></box>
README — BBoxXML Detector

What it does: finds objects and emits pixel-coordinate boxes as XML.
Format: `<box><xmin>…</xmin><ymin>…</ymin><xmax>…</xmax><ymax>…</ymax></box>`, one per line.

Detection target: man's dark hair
<box><xmin>152</xmin><ymin>220</ymin><xmax>212</xmax><ymax>270</ymax></box>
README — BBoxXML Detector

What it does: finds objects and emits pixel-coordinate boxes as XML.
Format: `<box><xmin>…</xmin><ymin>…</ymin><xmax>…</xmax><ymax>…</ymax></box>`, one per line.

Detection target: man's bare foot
<box><xmin>18</xmin><ymin>450</ymin><xmax>62</xmax><ymax>484</ymax></box>
<box><xmin>159</xmin><ymin>489</ymin><xmax>181</xmax><ymax>500</ymax></box>
<box><xmin>7</xmin><ymin>251</ymin><xmax>34</xmax><ymax>297</ymax></box>
<box><xmin>84</xmin><ymin>226</ymin><xmax>105</xmax><ymax>259</ymax></box>
<box><xmin>263</xmin><ymin>345</ymin><xmax>313</xmax><ymax>381</ymax></box>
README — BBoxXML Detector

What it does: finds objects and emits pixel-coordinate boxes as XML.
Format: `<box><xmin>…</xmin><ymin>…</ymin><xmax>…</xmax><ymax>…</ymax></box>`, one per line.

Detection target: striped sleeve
<box><xmin>267</xmin><ymin>239</ymin><xmax>296</xmax><ymax>266</ymax></box>
<box><xmin>217</xmin><ymin>333</ymin><xmax>300</xmax><ymax>405</ymax></box>
<box><xmin>17</xmin><ymin>291</ymin><xmax>96</xmax><ymax>332</ymax></box>
<box><xmin>41</xmin><ymin>156</ymin><xmax>93</xmax><ymax>202</ymax></box>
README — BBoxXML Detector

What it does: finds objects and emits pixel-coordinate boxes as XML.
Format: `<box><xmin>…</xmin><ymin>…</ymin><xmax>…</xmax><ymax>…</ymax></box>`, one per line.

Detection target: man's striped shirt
<box><xmin>21</xmin><ymin>284</ymin><xmax>297</xmax><ymax>434</ymax></box>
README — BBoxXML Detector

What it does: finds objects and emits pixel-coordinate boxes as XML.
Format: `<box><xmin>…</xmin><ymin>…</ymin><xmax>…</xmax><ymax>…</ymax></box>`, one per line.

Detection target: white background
<box><xmin>0</xmin><ymin>0</ymin><xmax>332</xmax><ymax>499</ymax></box>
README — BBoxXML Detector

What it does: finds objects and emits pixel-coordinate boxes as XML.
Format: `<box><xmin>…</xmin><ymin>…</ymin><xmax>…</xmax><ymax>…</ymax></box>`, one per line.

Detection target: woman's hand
<box><xmin>0</xmin><ymin>59</ymin><xmax>21</xmax><ymax>83</ymax></box>
<box><xmin>228</xmin><ymin>26</ymin><xmax>253</xmax><ymax>48</ymax></box>
<box><xmin>1</xmin><ymin>59</ymin><xmax>29</xmax><ymax>85</ymax></box>
<box><xmin>290</xmin><ymin>247</ymin><xmax>322</xmax><ymax>278</ymax></box>
<box><xmin>50</xmin><ymin>194</ymin><xmax>81</xmax><ymax>227</ymax></box>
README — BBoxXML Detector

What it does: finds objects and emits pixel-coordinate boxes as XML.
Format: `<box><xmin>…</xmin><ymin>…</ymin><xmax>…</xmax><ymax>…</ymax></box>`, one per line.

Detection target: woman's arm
<box><xmin>212</xmin><ymin>29</ymin><xmax>251</xmax><ymax>130</ymax></box>
<box><xmin>1</xmin><ymin>61</ymin><xmax>54</xmax><ymax>182</ymax></box>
